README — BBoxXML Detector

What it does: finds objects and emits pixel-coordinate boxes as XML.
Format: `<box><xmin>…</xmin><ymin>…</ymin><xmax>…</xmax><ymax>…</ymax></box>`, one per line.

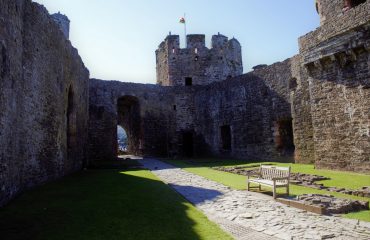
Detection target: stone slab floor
<box><xmin>140</xmin><ymin>158</ymin><xmax>370</xmax><ymax>240</ymax></box>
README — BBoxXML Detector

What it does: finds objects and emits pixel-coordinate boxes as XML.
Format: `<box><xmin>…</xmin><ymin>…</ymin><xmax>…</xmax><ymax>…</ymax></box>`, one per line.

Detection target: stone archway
<box><xmin>117</xmin><ymin>96</ymin><xmax>142</xmax><ymax>155</ymax></box>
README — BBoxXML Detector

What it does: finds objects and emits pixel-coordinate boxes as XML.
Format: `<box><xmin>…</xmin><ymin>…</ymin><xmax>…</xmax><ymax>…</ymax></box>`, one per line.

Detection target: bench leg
<box><xmin>286</xmin><ymin>185</ymin><xmax>289</xmax><ymax>196</ymax></box>
<box><xmin>273</xmin><ymin>181</ymin><xmax>277</xmax><ymax>199</ymax></box>
<box><xmin>247</xmin><ymin>181</ymin><xmax>250</xmax><ymax>191</ymax></box>
<box><xmin>258</xmin><ymin>184</ymin><xmax>261</xmax><ymax>191</ymax></box>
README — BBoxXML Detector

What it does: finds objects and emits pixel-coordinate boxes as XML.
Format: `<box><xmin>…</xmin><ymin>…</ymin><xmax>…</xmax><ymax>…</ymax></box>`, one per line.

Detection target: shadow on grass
<box><xmin>169</xmin><ymin>184</ymin><xmax>223</xmax><ymax>204</ymax></box>
<box><xmin>0</xmin><ymin>169</ymin><xmax>230</xmax><ymax>240</ymax></box>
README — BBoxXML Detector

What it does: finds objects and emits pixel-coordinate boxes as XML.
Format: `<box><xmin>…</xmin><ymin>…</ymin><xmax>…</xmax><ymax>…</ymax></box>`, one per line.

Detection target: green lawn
<box><xmin>166</xmin><ymin>159</ymin><xmax>370</xmax><ymax>222</ymax></box>
<box><xmin>0</xmin><ymin>169</ymin><xmax>232</xmax><ymax>240</ymax></box>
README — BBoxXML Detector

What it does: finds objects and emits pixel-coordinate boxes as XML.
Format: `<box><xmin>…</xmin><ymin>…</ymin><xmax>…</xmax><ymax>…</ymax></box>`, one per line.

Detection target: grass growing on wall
<box><xmin>0</xmin><ymin>169</ymin><xmax>232</xmax><ymax>240</ymax></box>
<box><xmin>166</xmin><ymin>159</ymin><xmax>370</xmax><ymax>222</ymax></box>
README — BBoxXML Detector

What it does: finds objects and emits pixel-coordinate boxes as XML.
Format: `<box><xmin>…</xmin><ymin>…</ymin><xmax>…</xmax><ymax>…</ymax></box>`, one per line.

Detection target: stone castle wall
<box><xmin>2</xmin><ymin>0</ymin><xmax>369</xmax><ymax>209</ymax></box>
<box><xmin>156</xmin><ymin>34</ymin><xmax>243</xmax><ymax>86</ymax></box>
<box><xmin>0</xmin><ymin>0</ymin><xmax>89</xmax><ymax>206</ymax></box>
<box><xmin>297</xmin><ymin>0</ymin><xmax>370</xmax><ymax>171</ymax></box>
<box><xmin>89</xmin><ymin>59</ymin><xmax>295</xmax><ymax>162</ymax></box>
<box><xmin>190</xmin><ymin>60</ymin><xmax>294</xmax><ymax>160</ymax></box>
<box><xmin>88</xmin><ymin>79</ymin><xmax>175</xmax><ymax>163</ymax></box>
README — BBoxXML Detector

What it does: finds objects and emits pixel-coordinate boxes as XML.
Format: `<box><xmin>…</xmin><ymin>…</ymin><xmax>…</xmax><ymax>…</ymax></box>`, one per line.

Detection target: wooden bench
<box><xmin>247</xmin><ymin>165</ymin><xmax>291</xmax><ymax>199</ymax></box>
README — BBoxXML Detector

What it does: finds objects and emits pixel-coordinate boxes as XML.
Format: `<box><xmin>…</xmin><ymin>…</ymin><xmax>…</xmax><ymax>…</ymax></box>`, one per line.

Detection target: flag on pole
<box><xmin>179</xmin><ymin>17</ymin><xmax>186</xmax><ymax>24</ymax></box>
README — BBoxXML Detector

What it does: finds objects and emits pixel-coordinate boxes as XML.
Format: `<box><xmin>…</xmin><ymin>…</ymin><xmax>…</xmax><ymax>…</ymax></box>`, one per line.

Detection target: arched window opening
<box><xmin>343</xmin><ymin>0</ymin><xmax>366</xmax><ymax>11</ymax></box>
<box><xmin>351</xmin><ymin>0</ymin><xmax>366</xmax><ymax>7</ymax></box>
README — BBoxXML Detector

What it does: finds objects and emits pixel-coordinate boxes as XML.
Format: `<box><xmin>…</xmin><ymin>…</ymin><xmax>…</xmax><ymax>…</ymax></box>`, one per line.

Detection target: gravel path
<box><xmin>140</xmin><ymin>158</ymin><xmax>370</xmax><ymax>240</ymax></box>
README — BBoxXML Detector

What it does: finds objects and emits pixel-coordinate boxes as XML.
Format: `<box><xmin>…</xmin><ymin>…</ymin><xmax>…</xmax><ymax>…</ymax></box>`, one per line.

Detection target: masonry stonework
<box><xmin>156</xmin><ymin>33</ymin><xmax>243</xmax><ymax>86</ymax></box>
<box><xmin>0</xmin><ymin>0</ymin><xmax>89</xmax><ymax>206</ymax></box>
<box><xmin>1</xmin><ymin>0</ymin><xmax>370</xmax><ymax>207</ymax></box>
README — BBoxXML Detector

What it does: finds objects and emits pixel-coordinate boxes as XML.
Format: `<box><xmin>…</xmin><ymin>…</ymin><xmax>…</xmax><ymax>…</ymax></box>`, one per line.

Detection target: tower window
<box><xmin>351</xmin><ymin>0</ymin><xmax>366</xmax><ymax>7</ymax></box>
<box><xmin>344</xmin><ymin>0</ymin><xmax>366</xmax><ymax>10</ymax></box>
<box><xmin>194</xmin><ymin>56</ymin><xmax>199</xmax><ymax>61</ymax></box>
<box><xmin>185</xmin><ymin>77</ymin><xmax>193</xmax><ymax>86</ymax></box>
<box><xmin>194</xmin><ymin>48</ymin><xmax>198</xmax><ymax>54</ymax></box>
<box><xmin>172</xmin><ymin>48</ymin><xmax>176</xmax><ymax>54</ymax></box>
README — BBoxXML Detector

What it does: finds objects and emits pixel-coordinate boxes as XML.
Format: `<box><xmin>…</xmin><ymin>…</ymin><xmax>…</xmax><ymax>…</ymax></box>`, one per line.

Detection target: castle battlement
<box><xmin>51</xmin><ymin>12</ymin><xmax>70</xmax><ymax>39</ymax></box>
<box><xmin>156</xmin><ymin>33</ymin><xmax>243</xmax><ymax>86</ymax></box>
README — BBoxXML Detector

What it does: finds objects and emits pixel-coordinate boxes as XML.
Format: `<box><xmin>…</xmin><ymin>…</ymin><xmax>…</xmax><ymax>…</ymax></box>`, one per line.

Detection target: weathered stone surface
<box><xmin>89</xmin><ymin>61</ymin><xmax>295</xmax><ymax>162</ymax></box>
<box><xmin>0</xmin><ymin>0</ymin><xmax>89</xmax><ymax>206</ymax></box>
<box><xmin>296</xmin><ymin>194</ymin><xmax>369</xmax><ymax>214</ymax></box>
<box><xmin>156</xmin><ymin>33</ymin><xmax>243</xmax><ymax>86</ymax></box>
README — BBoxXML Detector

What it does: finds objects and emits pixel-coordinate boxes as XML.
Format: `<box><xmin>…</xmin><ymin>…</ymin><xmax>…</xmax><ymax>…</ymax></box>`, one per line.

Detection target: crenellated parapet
<box><xmin>156</xmin><ymin>33</ymin><xmax>243</xmax><ymax>86</ymax></box>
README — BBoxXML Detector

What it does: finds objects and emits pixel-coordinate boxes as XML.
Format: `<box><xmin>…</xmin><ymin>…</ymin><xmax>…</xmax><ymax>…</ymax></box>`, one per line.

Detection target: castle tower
<box><xmin>315</xmin><ymin>0</ymin><xmax>367</xmax><ymax>25</ymax></box>
<box><xmin>51</xmin><ymin>12</ymin><xmax>70</xmax><ymax>39</ymax></box>
<box><xmin>156</xmin><ymin>33</ymin><xmax>243</xmax><ymax>86</ymax></box>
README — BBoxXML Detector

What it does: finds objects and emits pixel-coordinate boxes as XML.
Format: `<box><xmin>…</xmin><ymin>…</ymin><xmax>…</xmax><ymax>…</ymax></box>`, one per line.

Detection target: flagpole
<box><xmin>184</xmin><ymin>13</ymin><xmax>187</xmax><ymax>48</ymax></box>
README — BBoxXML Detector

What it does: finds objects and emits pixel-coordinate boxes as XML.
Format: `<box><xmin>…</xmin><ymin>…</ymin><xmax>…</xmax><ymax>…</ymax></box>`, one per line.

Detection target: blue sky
<box><xmin>33</xmin><ymin>0</ymin><xmax>320</xmax><ymax>84</ymax></box>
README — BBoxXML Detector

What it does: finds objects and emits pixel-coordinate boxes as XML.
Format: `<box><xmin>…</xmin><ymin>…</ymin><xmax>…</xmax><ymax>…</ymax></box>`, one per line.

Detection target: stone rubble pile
<box><xmin>297</xmin><ymin>194</ymin><xmax>369</xmax><ymax>214</ymax></box>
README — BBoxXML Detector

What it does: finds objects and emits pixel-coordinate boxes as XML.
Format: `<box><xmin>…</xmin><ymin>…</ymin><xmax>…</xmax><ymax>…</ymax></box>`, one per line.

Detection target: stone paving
<box><xmin>140</xmin><ymin>158</ymin><xmax>370</xmax><ymax>240</ymax></box>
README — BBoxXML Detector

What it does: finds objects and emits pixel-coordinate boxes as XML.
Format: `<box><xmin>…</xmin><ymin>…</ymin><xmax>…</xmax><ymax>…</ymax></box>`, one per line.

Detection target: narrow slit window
<box><xmin>185</xmin><ymin>77</ymin><xmax>192</xmax><ymax>86</ymax></box>
<box><xmin>220</xmin><ymin>125</ymin><xmax>231</xmax><ymax>151</ymax></box>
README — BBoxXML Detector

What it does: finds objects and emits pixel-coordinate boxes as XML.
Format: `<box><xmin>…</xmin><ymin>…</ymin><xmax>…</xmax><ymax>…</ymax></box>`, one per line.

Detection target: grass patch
<box><xmin>166</xmin><ymin>159</ymin><xmax>370</xmax><ymax>222</ymax></box>
<box><xmin>0</xmin><ymin>169</ymin><xmax>232</xmax><ymax>240</ymax></box>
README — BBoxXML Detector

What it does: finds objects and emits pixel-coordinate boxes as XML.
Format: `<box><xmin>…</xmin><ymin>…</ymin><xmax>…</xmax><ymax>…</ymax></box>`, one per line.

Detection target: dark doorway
<box><xmin>185</xmin><ymin>77</ymin><xmax>193</xmax><ymax>86</ymax></box>
<box><xmin>183</xmin><ymin>132</ymin><xmax>194</xmax><ymax>157</ymax></box>
<box><xmin>275</xmin><ymin>118</ymin><xmax>295</xmax><ymax>155</ymax></box>
<box><xmin>350</xmin><ymin>0</ymin><xmax>366</xmax><ymax>7</ymax></box>
<box><xmin>67</xmin><ymin>86</ymin><xmax>76</xmax><ymax>159</ymax></box>
<box><xmin>117</xmin><ymin>96</ymin><xmax>141</xmax><ymax>155</ymax></box>
<box><xmin>220</xmin><ymin>125</ymin><xmax>232</xmax><ymax>151</ymax></box>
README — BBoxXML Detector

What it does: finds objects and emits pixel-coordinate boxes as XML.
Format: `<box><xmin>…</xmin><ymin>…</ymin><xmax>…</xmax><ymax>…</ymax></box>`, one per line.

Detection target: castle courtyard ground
<box><xmin>141</xmin><ymin>158</ymin><xmax>370</xmax><ymax>240</ymax></box>
<box><xmin>1</xmin><ymin>157</ymin><xmax>370</xmax><ymax>240</ymax></box>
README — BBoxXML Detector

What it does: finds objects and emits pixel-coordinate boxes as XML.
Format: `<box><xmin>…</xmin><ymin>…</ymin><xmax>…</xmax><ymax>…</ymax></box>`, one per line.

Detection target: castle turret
<box><xmin>51</xmin><ymin>12</ymin><xmax>70</xmax><ymax>39</ymax></box>
<box><xmin>211</xmin><ymin>33</ymin><xmax>228</xmax><ymax>49</ymax></box>
<box><xmin>156</xmin><ymin>33</ymin><xmax>243</xmax><ymax>86</ymax></box>
<box><xmin>186</xmin><ymin>34</ymin><xmax>206</xmax><ymax>49</ymax></box>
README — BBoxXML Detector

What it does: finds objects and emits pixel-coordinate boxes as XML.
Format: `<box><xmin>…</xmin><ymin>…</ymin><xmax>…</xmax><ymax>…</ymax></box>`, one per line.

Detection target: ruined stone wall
<box><xmin>187</xmin><ymin>60</ymin><xmax>294</xmax><ymax>160</ymax></box>
<box><xmin>0</xmin><ymin>0</ymin><xmax>89</xmax><ymax>206</ymax></box>
<box><xmin>156</xmin><ymin>34</ymin><xmax>243</xmax><ymax>86</ymax></box>
<box><xmin>290</xmin><ymin>55</ymin><xmax>315</xmax><ymax>164</ymax></box>
<box><xmin>298</xmin><ymin>0</ymin><xmax>370</xmax><ymax>172</ymax></box>
<box><xmin>88</xmin><ymin>79</ymin><xmax>175</xmax><ymax>163</ymax></box>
